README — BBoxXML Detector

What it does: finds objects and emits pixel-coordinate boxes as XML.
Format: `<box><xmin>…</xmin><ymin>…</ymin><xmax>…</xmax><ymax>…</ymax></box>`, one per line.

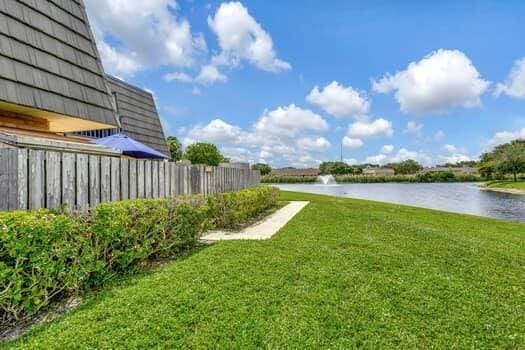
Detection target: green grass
<box><xmin>487</xmin><ymin>180</ymin><xmax>525</xmax><ymax>190</ymax></box>
<box><xmin>5</xmin><ymin>191</ymin><xmax>525</xmax><ymax>349</ymax></box>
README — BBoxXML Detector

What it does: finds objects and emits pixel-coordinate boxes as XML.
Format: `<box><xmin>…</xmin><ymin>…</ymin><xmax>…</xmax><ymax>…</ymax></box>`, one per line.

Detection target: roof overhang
<box><xmin>0</xmin><ymin>100</ymin><xmax>117</xmax><ymax>133</ymax></box>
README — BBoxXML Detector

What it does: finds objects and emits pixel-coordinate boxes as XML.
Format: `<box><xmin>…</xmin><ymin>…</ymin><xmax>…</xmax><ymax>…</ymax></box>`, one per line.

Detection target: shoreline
<box><xmin>479</xmin><ymin>184</ymin><xmax>525</xmax><ymax>196</ymax></box>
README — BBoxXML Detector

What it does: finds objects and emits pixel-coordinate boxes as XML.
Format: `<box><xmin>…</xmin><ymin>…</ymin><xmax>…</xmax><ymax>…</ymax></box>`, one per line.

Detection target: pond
<box><xmin>274</xmin><ymin>182</ymin><xmax>525</xmax><ymax>223</ymax></box>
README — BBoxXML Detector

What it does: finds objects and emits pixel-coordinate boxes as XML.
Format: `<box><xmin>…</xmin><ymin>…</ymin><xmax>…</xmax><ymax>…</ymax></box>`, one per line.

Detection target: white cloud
<box><xmin>86</xmin><ymin>0</ymin><xmax>207</xmax><ymax>77</ymax></box>
<box><xmin>442</xmin><ymin>144</ymin><xmax>462</xmax><ymax>154</ymax></box>
<box><xmin>366</xmin><ymin>148</ymin><xmax>432</xmax><ymax>166</ymax></box>
<box><xmin>181</xmin><ymin>104</ymin><xmax>331</xmax><ymax>168</ymax></box>
<box><xmin>439</xmin><ymin>154</ymin><xmax>472</xmax><ymax>164</ymax></box>
<box><xmin>373</xmin><ymin>49</ymin><xmax>490</xmax><ymax>114</ymax></box>
<box><xmin>488</xmin><ymin>128</ymin><xmax>525</xmax><ymax>148</ymax></box>
<box><xmin>306</xmin><ymin>81</ymin><xmax>370</xmax><ymax>118</ymax></box>
<box><xmin>184</xmin><ymin>119</ymin><xmax>248</xmax><ymax>145</ymax></box>
<box><xmin>429</xmin><ymin>130</ymin><xmax>446</xmax><ymax>143</ymax></box>
<box><xmin>208</xmin><ymin>1</ymin><xmax>291</xmax><ymax>72</ymax></box>
<box><xmin>163</xmin><ymin>65</ymin><xmax>227</xmax><ymax>85</ymax></box>
<box><xmin>380</xmin><ymin>144</ymin><xmax>395</xmax><ymax>154</ymax></box>
<box><xmin>195</xmin><ymin>64</ymin><xmax>228</xmax><ymax>85</ymax></box>
<box><xmin>495</xmin><ymin>57</ymin><xmax>525</xmax><ymax>99</ymax></box>
<box><xmin>296</xmin><ymin>137</ymin><xmax>331</xmax><ymax>152</ymax></box>
<box><xmin>344</xmin><ymin>158</ymin><xmax>358</xmax><ymax>165</ymax></box>
<box><xmin>347</xmin><ymin>118</ymin><xmax>393</xmax><ymax>139</ymax></box>
<box><xmin>403</xmin><ymin>121</ymin><xmax>423</xmax><ymax>137</ymax></box>
<box><xmin>254</xmin><ymin>104</ymin><xmax>329</xmax><ymax>138</ymax></box>
<box><xmin>96</xmin><ymin>39</ymin><xmax>142</xmax><ymax>77</ymax></box>
<box><xmin>163</xmin><ymin>72</ymin><xmax>194</xmax><ymax>83</ymax></box>
<box><xmin>390</xmin><ymin>148</ymin><xmax>432</xmax><ymax>165</ymax></box>
<box><xmin>365</xmin><ymin>154</ymin><xmax>388</xmax><ymax>165</ymax></box>
<box><xmin>438</xmin><ymin>144</ymin><xmax>471</xmax><ymax>164</ymax></box>
<box><xmin>342</xmin><ymin>137</ymin><xmax>364</xmax><ymax>149</ymax></box>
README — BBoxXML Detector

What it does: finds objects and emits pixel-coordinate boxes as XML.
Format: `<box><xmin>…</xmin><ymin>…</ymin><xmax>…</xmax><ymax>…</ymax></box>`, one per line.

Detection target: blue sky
<box><xmin>85</xmin><ymin>0</ymin><xmax>525</xmax><ymax>167</ymax></box>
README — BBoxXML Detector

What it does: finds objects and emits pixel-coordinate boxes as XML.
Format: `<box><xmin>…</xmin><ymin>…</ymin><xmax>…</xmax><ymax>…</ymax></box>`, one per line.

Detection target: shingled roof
<box><xmin>0</xmin><ymin>0</ymin><xmax>117</xmax><ymax>131</ymax></box>
<box><xmin>106</xmin><ymin>75</ymin><xmax>169</xmax><ymax>157</ymax></box>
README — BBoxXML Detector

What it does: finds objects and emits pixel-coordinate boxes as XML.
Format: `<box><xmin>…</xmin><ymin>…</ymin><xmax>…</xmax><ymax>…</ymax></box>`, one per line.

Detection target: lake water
<box><xmin>275</xmin><ymin>182</ymin><xmax>525</xmax><ymax>223</ymax></box>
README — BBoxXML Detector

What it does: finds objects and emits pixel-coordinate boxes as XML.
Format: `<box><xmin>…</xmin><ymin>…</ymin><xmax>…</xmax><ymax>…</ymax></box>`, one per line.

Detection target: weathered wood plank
<box><xmin>110</xmin><ymin>157</ymin><xmax>121</xmax><ymax>201</ymax></box>
<box><xmin>0</xmin><ymin>150</ymin><xmax>9</xmax><ymax>210</ymax></box>
<box><xmin>89</xmin><ymin>155</ymin><xmax>100</xmax><ymax>207</ymax></box>
<box><xmin>28</xmin><ymin>150</ymin><xmax>45</xmax><ymax>209</ymax></box>
<box><xmin>16</xmin><ymin>149</ymin><xmax>28</xmax><ymax>210</ymax></box>
<box><xmin>152</xmin><ymin>161</ymin><xmax>159</xmax><ymax>198</ymax></box>
<box><xmin>76</xmin><ymin>154</ymin><xmax>89</xmax><ymax>212</ymax></box>
<box><xmin>144</xmin><ymin>160</ymin><xmax>152</xmax><ymax>198</ymax></box>
<box><xmin>164</xmin><ymin>162</ymin><xmax>170</xmax><ymax>197</ymax></box>
<box><xmin>137</xmin><ymin>160</ymin><xmax>145</xmax><ymax>198</ymax></box>
<box><xmin>129</xmin><ymin>159</ymin><xmax>137</xmax><ymax>199</ymax></box>
<box><xmin>158</xmin><ymin>162</ymin><xmax>165</xmax><ymax>198</ymax></box>
<box><xmin>61</xmin><ymin>152</ymin><xmax>76</xmax><ymax>211</ymax></box>
<box><xmin>45</xmin><ymin>151</ymin><xmax>61</xmax><ymax>209</ymax></box>
<box><xmin>175</xmin><ymin>165</ymin><xmax>180</xmax><ymax>195</ymax></box>
<box><xmin>100</xmin><ymin>156</ymin><xmax>111</xmax><ymax>202</ymax></box>
<box><xmin>121</xmin><ymin>159</ymin><xmax>129</xmax><ymax>200</ymax></box>
<box><xmin>7</xmin><ymin>149</ymin><xmax>23</xmax><ymax>210</ymax></box>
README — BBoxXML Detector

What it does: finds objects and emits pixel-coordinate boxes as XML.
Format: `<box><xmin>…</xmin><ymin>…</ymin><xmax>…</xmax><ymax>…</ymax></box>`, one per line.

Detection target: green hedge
<box><xmin>215</xmin><ymin>186</ymin><xmax>279</xmax><ymax>229</ymax></box>
<box><xmin>262</xmin><ymin>173</ymin><xmax>483</xmax><ymax>184</ymax></box>
<box><xmin>0</xmin><ymin>186</ymin><xmax>278</xmax><ymax>326</ymax></box>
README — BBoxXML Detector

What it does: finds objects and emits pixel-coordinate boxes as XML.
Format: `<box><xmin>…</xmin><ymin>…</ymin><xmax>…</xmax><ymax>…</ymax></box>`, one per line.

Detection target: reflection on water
<box><xmin>275</xmin><ymin>182</ymin><xmax>525</xmax><ymax>223</ymax></box>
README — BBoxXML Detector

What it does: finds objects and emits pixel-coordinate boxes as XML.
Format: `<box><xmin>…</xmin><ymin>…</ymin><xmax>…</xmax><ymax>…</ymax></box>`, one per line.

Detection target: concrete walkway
<box><xmin>201</xmin><ymin>201</ymin><xmax>309</xmax><ymax>241</ymax></box>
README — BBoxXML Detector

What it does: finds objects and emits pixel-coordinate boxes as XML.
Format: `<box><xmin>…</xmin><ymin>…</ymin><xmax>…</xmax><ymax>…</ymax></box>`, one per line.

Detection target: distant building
<box><xmin>363</xmin><ymin>167</ymin><xmax>395</xmax><ymax>176</ymax></box>
<box><xmin>420</xmin><ymin>167</ymin><xmax>478</xmax><ymax>175</ymax></box>
<box><xmin>270</xmin><ymin>168</ymin><xmax>320</xmax><ymax>177</ymax></box>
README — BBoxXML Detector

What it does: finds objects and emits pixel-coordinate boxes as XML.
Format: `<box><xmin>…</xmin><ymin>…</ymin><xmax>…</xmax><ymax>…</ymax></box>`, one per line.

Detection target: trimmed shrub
<box><xmin>0</xmin><ymin>210</ymin><xmax>93</xmax><ymax>323</ymax></box>
<box><xmin>0</xmin><ymin>187</ymin><xmax>278</xmax><ymax>327</ymax></box>
<box><xmin>215</xmin><ymin>186</ymin><xmax>279</xmax><ymax>229</ymax></box>
<box><xmin>87</xmin><ymin>196</ymin><xmax>216</xmax><ymax>285</ymax></box>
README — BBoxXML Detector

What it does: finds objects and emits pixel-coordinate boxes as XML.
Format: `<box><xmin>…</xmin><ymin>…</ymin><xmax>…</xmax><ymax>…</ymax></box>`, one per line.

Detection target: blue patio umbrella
<box><xmin>92</xmin><ymin>133</ymin><xmax>169</xmax><ymax>159</ymax></box>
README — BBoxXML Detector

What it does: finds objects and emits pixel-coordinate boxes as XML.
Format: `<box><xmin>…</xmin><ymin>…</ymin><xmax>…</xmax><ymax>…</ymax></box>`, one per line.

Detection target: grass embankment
<box><xmin>6</xmin><ymin>191</ymin><xmax>525</xmax><ymax>349</ymax></box>
<box><xmin>484</xmin><ymin>180</ymin><xmax>525</xmax><ymax>194</ymax></box>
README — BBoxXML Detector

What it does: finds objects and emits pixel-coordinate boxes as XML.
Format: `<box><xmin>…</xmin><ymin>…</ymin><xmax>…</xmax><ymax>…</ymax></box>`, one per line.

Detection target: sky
<box><xmin>84</xmin><ymin>0</ymin><xmax>525</xmax><ymax>167</ymax></box>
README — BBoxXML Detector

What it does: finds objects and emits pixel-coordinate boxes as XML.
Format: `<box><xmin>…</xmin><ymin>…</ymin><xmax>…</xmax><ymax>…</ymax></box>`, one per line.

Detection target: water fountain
<box><xmin>316</xmin><ymin>174</ymin><xmax>337</xmax><ymax>185</ymax></box>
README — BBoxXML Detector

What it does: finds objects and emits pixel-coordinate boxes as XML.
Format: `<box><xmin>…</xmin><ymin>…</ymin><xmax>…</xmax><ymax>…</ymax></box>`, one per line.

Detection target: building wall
<box><xmin>106</xmin><ymin>75</ymin><xmax>169</xmax><ymax>156</ymax></box>
<box><xmin>0</xmin><ymin>0</ymin><xmax>116</xmax><ymax>129</ymax></box>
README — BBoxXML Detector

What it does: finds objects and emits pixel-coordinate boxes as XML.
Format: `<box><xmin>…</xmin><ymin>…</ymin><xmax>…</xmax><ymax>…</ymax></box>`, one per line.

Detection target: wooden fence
<box><xmin>0</xmin><ymin>148</ymin><xmax>260</xmax><ymax>212</ymax></box>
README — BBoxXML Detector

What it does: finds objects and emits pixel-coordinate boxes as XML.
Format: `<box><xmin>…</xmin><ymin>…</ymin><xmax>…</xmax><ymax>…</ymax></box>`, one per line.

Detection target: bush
<box><xmin>215</xmin><ymin>186</ymin><xmax>279</xmax><ymax>229</ymax></box>
<box><xmin>0</xmin><ymin>187</ymin><xmax>278</xmax><ymax>327</ymax></box>
<box><xmin>0</xmin><ymin>210</ymin><xmax>93</xmax><ymax>324</ymax></box>
<box><xmin>261</xmin><ymin>175</ymin><xmax>318</xmax><ymax>183</ymax></box>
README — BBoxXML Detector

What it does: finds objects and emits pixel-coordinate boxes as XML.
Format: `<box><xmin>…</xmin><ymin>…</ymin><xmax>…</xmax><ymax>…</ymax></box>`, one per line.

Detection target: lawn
<box><xmin>5</xmin><ymin>191</ymin><xmax>525</xmax><ymax>349</ymax></box>
<box><xmin>487</xmin><ymin>180</ymin><xmax>525</xmax><ymax>190</ymax></box>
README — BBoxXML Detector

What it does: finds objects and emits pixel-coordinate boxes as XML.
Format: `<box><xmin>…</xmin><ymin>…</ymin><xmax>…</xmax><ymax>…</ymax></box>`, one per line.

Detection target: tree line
<box><xmin>167</xmin><ymin>135</ymin><xmax>525</xmax><ymax>181</ymax></box>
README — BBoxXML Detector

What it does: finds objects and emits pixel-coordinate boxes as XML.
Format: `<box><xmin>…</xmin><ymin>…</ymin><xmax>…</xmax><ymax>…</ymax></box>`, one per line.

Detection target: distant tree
<box><xmin>479</xmin><ymin>139</ymin><xmax>525</xmax><ymax>181</ymax></box>
<box><xmin>385</xmin><ymin>160</ymin><xmax>423</xmax><ymax>175</ymax></box>
<box><xmin>319</xmin><ymin>161</ymin><xmax>356</xmax><ymax>175</ymax></box>
<box><xmin>183</xmin><ymin>143</ymin><xmax>229</xmax><ymax>166</ymax></box>
<box><xmin>252</xmin><ymin>163</ymin><xmax>272</xmax><ymax>175</ymax></box>
<box><xmin>166</xmin><ymin>136</ymin><xmax>183</xmax><ymax>161</ymax></box>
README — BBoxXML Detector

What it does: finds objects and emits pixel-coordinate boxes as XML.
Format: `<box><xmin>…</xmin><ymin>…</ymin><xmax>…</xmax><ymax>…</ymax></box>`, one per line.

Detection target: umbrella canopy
<box><xmin>92</xmin><ymin>133</ymin><xmax>169</xmax><ymax>159</ymax></box>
